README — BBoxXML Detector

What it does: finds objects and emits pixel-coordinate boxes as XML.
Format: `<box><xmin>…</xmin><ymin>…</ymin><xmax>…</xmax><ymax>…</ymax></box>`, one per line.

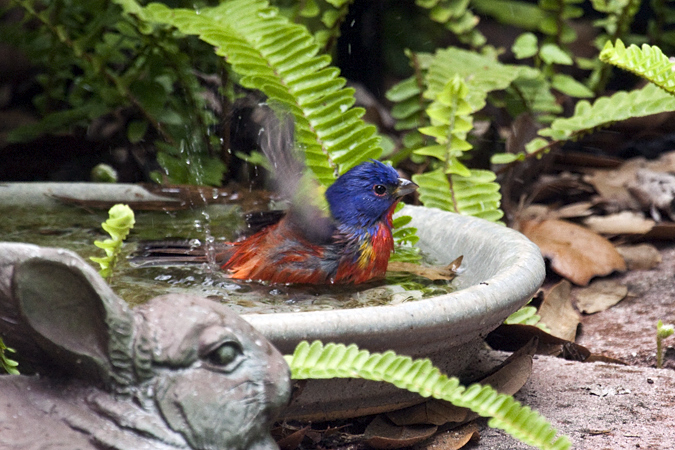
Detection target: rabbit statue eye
<box><xmin>204</xmin><ymin>342</ymin><xmax>242</xmax><ymax>368</ymax></box>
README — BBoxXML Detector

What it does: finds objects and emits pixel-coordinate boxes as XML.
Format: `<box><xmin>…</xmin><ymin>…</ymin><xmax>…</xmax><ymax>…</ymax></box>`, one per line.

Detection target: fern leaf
<box><xmin>425</xmin><ymin>47</ymin><xmax>539</xmax><ymax>112</ymax></box>
<box><xmin>600</xmin><ymin>39</ymin><xmax>675</xmax><ymax>95</ymax></box>
<box><xmin>539</xmin><ymin>82</ymin><xmax>675</xmax><ymax>141</ymax></box>
<box><xmin>286</xmin><ymin>341</ymin><xmax>571</xmax><ymax>450</ymax></box>
<box><xmin>408</xmin><ymin>73</ymin><xmax>503</xmax><ymax>222</ymax></box>
<box><xmin>121</xmin><ymin>0</ymin><xmax>383</xmax><ymax>185</ymax></box>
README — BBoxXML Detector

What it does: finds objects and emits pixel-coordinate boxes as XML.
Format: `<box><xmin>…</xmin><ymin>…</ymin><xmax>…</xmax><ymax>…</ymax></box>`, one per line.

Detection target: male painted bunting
<box><xmin>135</xmin><ymin>115</ymin><xmax>417</xmax><ymax>285</ymax></box>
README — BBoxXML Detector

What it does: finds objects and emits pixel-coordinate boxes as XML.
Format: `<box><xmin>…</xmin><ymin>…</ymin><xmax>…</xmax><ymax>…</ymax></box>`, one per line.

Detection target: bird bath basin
<box><xmin>0</xmin><ymin>182</ymin><xmax>545</xmax><ymax>420</ymax></box>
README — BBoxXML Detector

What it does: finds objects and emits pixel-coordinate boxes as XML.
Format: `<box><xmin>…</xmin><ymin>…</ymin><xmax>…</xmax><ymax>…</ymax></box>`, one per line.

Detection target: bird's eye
<box><xmin>203</xmin><ymin>341</ymin><xmax>243</xmax><ymax>369</ymax></box>
<box><xmin>373</xmin><ymin>184</ymin><xmax>387</xmax><ymax>196</ymax></box>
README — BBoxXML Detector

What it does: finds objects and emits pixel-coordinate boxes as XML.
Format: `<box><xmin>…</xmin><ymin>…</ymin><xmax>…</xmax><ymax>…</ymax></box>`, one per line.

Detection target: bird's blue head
<box><xmin>325</xmin><ymin>160</ymin><xmax>417</xmax><ymax>229</ymax></box>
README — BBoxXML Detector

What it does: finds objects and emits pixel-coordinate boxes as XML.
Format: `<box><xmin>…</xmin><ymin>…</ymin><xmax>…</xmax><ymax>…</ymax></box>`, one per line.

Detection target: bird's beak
<box><xmin>395</xmin><ymin>178</ymin><xmax>418</xmax><ymax>197</ymax></box>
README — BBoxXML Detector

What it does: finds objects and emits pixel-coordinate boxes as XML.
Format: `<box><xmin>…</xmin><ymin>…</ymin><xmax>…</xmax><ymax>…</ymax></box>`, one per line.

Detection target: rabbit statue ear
<box><xmin>12</xmin><ymin>250</ymin><xmax>135</xmax><ymax>387</ymax></box>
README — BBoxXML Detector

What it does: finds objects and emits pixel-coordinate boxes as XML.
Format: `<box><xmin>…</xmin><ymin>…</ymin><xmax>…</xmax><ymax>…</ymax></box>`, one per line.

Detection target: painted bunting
<box><xmin>135</xmin><ymin>115</ymin><xmax>417</xmax><ymax>285</ymax></box>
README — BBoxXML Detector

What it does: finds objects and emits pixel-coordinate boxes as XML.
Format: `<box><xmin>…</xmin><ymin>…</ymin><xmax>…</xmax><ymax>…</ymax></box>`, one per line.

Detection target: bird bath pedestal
<box><xmin>0</xmin><ymin>183</ymin><xmax>545</xmax><ymax>421</ymax></box>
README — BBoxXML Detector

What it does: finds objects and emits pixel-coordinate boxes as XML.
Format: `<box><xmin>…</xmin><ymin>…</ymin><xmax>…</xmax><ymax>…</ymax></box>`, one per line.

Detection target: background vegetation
<box><xmin>2</xmin><ymin>0</ymin><xmax>675</xmax><ymax>226</ymax></box>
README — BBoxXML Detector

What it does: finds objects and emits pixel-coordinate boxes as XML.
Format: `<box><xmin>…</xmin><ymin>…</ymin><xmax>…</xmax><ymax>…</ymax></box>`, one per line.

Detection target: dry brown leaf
<box><xmin>583</xmin><ymin>211</ymin><xmax>655</xmax><ymax>235</ymax></box>
<box><xmin>552</xmin><ymin>201</ymin><xmax>595</xmax><ymax>219</ymax></box>
<box><xmin>275</xmin><ymin>426</ymin><xmax>309</xmax><ymax>450</ymax></box>
<box><xmin>520</xmin><ymin>219</ymin><xmax>626</xmax><ymax>286</ymax></box>
<box><xmin>646</xmin><ymin>150</ymin><xmax>675</xmax><ymax>173</ymax></box>
<box><xmin>615</xmin><ymin>244</ymin><xmax>662</xmax><ymax>270</ymax></box>
<box><xmin>538</xmin><ymin>280</ymin><xmax>580</xmax><ymax>342</ymax></box>
<box><xmin>387</xmin><ymin>256</ymin><xmax>462</xmax><ymax>281</ymax></box>
<box><xmin>518</xmin><ymin>202</ymin><xmax>593</xmax><ymax>223</ymax></box>
<box><xmin>518</xmin><ymin>204</ymin><xmax>551</xmax><ymax>222</ymax></box>
<box><xmin>583</xmin><ymin>159</ymin><xmax>644</xmax><ymax>210</ymax></box>
<box><xmin>645</xmin><ymin>222</ymin><xmax>675</xmax><ymax>240</ymax></box>
<box><xmin>412</xmin><ymin>422</ymin><xmax>480</xmax><ymax>450</ymax></box>
<box><xmin>363</xmin><ymin>416</ymin><xmax>437</xmax><ymax>449</ymax></box>
<box><xmin>387</xmin><ymin>400</ymin><xmax>467</xmax><ymax>427</ymax></box>
<box><xmin>573</xmin><ymin>279</ymin><xmax>628</xmax><ymax>314</ymax></box>
<box><xmin>486</xmin><ymin>324</ymin><xmax>592</xmax><ymax>361</ymax></box>
<box><xmin>479</xmin><ymin>337</ymin><xmax>536</xmax><ymax>396</ymax></box>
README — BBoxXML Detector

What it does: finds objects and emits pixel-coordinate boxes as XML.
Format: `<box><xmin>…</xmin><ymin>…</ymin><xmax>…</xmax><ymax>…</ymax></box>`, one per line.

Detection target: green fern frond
<box><xmin>286</xmin><ymin>341</ymin><xmax>571</xmax><ymax>450</ymax></box>
<box><xmin>90</xmin><ymin>204</ymin><xmax>135</xmax><ymax>279</ymax></box>
<box><xmin>0</xmin><ymin>337</ymin><xmax>19</xmax><ymax>375</ymax></box>
<box><xmin>415</xmin><ymin>0</ymin><xmax>485</xmax><ymax>48</ymax></box>
<box><xmin>119</xmin><ymin>0</ymin><xmax>382</xmax><ymax>185</ymax></box>
<box><xmin>600</xmin><ymin>39</ymin><xmax>675</xmax><ymax>94</ymax></box>
<box><xmin>390</xmin><ymin>206</ymin><xmax>422</xmax><ymax>263</ymax></box>
<box><xmin>539</xmin><ymin>82</ymin><xmax>675</xmax><ymax>141</ymax></box>
<box><xmin>408</xmin><ymin>73</ymin><xmax>503</xmax><ymax>222</ymax></box>
<box><xmin>385</xmin><ymin>51</ymin><xmax>434</xmax><ymax>167</ymax></box>
<box><xmin>416</xmin><ymin>74</ymin><xmax>473</xmax><ymax>175</ymax></box>
<box><xmin>425</xmin><ymin>47</ymin><xmax>539</xmax><ymax>112</ymax></box>
<box><xmin>414</xmin><ymin>168</ymin><xmax>503</xmax><ymax>221</ymax></box>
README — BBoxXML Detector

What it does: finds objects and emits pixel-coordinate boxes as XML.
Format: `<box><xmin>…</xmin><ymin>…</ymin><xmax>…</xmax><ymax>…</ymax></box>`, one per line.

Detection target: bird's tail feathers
<box><xmin>130</xmin><ymin>240</ymin><xmax>232</xmax><ymax>267</ymax></box>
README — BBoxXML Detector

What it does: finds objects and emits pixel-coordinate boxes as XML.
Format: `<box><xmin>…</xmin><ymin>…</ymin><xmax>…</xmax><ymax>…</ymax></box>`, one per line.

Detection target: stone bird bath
<box><xmin>0</xmin><ymin>183</ymin><xmax>545</xmax><ymax>422</ymax></box>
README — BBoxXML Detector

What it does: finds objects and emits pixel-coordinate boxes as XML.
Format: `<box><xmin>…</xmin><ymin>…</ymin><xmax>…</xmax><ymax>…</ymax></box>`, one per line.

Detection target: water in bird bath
<box><xmin>0</xmin><ymin>204</ymin><xmax>455</xmax><ymax>314</ymax></box>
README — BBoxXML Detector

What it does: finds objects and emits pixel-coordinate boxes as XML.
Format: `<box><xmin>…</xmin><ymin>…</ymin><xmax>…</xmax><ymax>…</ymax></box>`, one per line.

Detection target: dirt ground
<box><xmin>455</xmin><ymin>244</ymin><xmax>675</xmax><ymax>450</ymax></box>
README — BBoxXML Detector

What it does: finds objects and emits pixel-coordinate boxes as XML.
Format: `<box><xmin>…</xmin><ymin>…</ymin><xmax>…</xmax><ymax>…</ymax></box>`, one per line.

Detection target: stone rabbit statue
<box><xmin>0</xmin><ymin>243</ymin><xmax>291</xmax><ymax>450</ymax></box>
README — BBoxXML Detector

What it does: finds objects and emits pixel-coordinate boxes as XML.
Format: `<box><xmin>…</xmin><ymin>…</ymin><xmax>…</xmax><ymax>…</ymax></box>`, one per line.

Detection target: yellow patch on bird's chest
<box><xmin>356</xmin><ymin>223</ymin><xmax>393</xmax><ymax>270</ymax></box>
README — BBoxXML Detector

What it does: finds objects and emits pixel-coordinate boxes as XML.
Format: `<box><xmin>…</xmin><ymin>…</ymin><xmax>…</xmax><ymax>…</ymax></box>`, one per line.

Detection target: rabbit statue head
<box><xmin>0</xmin><ymin>243</ymin><xmax>291</xmax><ymax>450</ymax></box>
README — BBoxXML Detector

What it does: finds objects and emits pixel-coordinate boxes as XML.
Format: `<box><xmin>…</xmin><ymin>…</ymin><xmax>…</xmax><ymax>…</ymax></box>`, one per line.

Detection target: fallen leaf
<box><xmin>387</xmin><ymin>256</ymin><xmax>462</xmax><ymax>281</ymax></box>
<box><xmin>645</xmin><ymin>222</ymin><xmax>675</xmax><ymax>240</ymax></box>
<box><xmin>276</xmin><ymin>426</ymin><xmax>309</xmax><ymax>450</ymax></box>
<box><xmin>363</xmin><ymin>416</ymin><xmax>437</xmax><ymax>449</ymax></box>
<box><xmin>479</xmin><ymin>337</ymin><xmax>536</xmax><ymax>396</ymax></box>
<box><xmin>520</xmin><ymin>219</ymin><xmax>626</xmax><ymax>285</ymax></box>
<box><xmin>486</xmin><ymin>324</ymin><xmax>591</xmax><ymax>361</ymax></box>
<box><xmin>552</xmin><ymin>201</ymin><xmax>595</xmax><ymax>219</ymax></box>
<box><xmin>573</xmin><ymin>279</ymin><xmax>628</xmax><ymax>314</ymax></box>
<box><xmin>583</xmin><ymin>211</ymin><xmax>655</xmax><ymax>235</ymax></box>
<box><xmin>583</xmin><ymin>159</ymin><xmax>644</xmax><ymax>210</ymax></box>
<box><xmin>387</xmin><ymin>400</ymin><xmax>468</xmax><ymax>427</ymax></box>
<box><xmin>412</xmin><ymin>422</ymin><xmax>480</xmax><ymax>450</ymax></box>
<box><xmin>518</xmin><ymin>202</ymin><xmax>593</xmax><ymax>223</ymax></box>
<box><xmin>615</xmin><ymin>244</ymin><xmax>662</xmax><ymax>270</ymax></box>
<box><xmin>537</xmin><ymin>280</ymin><xmax>580</xmax><ymax>342</ymax></box>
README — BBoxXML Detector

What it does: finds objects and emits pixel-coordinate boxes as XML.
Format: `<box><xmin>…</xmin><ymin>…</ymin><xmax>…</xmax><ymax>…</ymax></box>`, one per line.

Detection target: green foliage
<box><xmin>472</xmin><ymin>0</ymin><xmax>548</xmax><ymax>31</ymax></box>
<box><xmin>587</xmin><ymin>0</ymin><xmax>642</xmax><ymax>91</ymax></box>
<box><xmin>656</xmin><ymin>319</ymin><xmax>674</xmax><ymax>369</ymax></box>
<box><xmin>411</xmin><ymin>74</ymin><xmax>506</xmax><ymax>221</ymax></box>
<box><xmin>649</xmin><ymin>0</ymin><xmax>675</xmax><ymax>51</ymax></box>
<box><xmin>115</xmin><ymin>0</ymin><xmax>423</xmax><ymax>261</ymax></box>
<box><xmin>120</xmin><ymin>0</ymin><xmax>383</xmax><ymax>186</ymax></box>
<box><xmin>275</xmin><ymin>0</ymin><xmax>353</xmax><ymax>55</ymax></box>
<box><xmin>388</xmin><ymin>48</ymin><xmax>526</xmax><ymax>222</ymax></box>
<box><xmin>390</xmin><ymin>206</ymin><xmax>422</xmax><ymax>263</ymax></box>
<box><xmin>600</xmin><ymin>39</ymin><xmax>675</xmax><ymax>94</ymax></box>
<box><xmin>542</xmin><ymin>83</ymin><xmax>675</xmax><ymax>141</ymax></box>
<box><xmin>90</xmin><ymin>204</ymin><xmax>136</xmax><ymax>278</ymax></box>
<box><xmin>505</xmin><ymin>301</ymin><xmax>551</xmax><ymax>332</ymax></box>
<box><xmin>415</xmin><ymin>0</ymin><xmax>485</xmax><ymax>48</ymax></box>
<box><xmin>513</xmin><ymin>83</ymin><xmax>675</xmax><ymax>163</ymax></box>
<box><xmin>5</xmin><ymin>0</ymin><xmax>225</xmax><ymax>186</ymax></box>
<box><xmin>0</xmin><ymin>337</ymin><xmax>19</xmax><ymax>375</ymax></box>
<box><xmin>286</xmin><ymin>340</ymin><xmax>571</xmax><ymax>450</ymax></box>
